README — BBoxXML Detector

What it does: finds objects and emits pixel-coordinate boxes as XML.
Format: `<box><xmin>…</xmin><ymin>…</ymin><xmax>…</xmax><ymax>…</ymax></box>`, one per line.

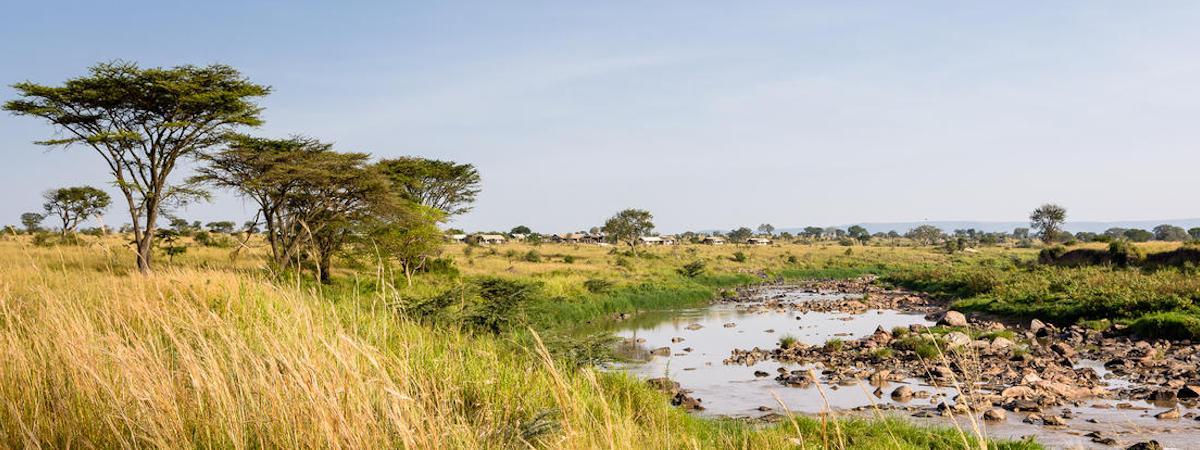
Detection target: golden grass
<box><xmin>0</xmin><ymin>236</ymin><xmax>1045</xmax><ymax>449</ymax></box>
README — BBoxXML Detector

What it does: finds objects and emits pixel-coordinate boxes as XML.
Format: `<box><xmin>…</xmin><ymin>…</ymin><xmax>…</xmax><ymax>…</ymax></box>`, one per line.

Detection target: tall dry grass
<box><xmin>0</xmin><ymin>239</ymin><xmax>1037</xmax><ymax>449</ymax></box>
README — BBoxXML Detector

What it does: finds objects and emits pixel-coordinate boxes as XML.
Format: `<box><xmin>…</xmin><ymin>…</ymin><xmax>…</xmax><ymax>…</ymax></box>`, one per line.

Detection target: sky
<box><xmin>2</xmin><ymin>1</ymin><xmax>1199</xmax><ymax>233</ymax></box>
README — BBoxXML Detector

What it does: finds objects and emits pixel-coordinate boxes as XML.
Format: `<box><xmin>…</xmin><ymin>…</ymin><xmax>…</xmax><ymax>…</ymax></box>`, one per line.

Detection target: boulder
<box><xmin>685</xmin><ymin>323</ymin><xmax>703</xmax><ymax>331</ymax></box>
<box><xmin>1126</xmin><ymin>441</ymin><xmax>1163</xmax><ymax>450</ymax></box>
<box><xmin>991</xmin><ymin>336</ymin><xmax>1015</xmax><ymax>350</ymax></box>
<box><xmin>1001</xmin><ymin>385</ymin><xmax>1035</xmax><ymax>399</ymax></box>
<box><xmin>891</xmin><ymin>386</ymin><xmax>914</xmax><ymax>401</ymax></box>
<box><xmin>1042</xmin><ymin>415</ymin><xmax>1066</xmax><ymax>426</ymax></box>
<box><xmin>1154</xmin><ymin>408</ymin><xmax>1180</xmax><ymax>420</ymax></box>
<box><xmin>1030</xmin><ymin>319</ymin><xmax>1047</xmax><ymax>336</ymax></box>
<box><xmin>939</xmin><ymin>311</ymin><xmax>968</xmax><ymax>327</ymax></box>
<box><xmin>944</xmin><ymin>331</ymin><xmax>971</xmax><ymax>348</ymax></box>
<box><xmin>1178</xmin><ymin>385</ymin><xmax>1200</xmax><ymax>399</ymax></box>
<box><xmin>982</xmin><ymin>408</ymin><xmax>1007</xmax><ymax>421</ymax></box>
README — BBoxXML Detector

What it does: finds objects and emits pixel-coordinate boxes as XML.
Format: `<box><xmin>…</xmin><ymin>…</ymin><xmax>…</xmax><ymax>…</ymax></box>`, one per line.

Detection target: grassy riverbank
<box><xmin>884</xmin><ymin>242</ymin><xmax>1200</xmax><ymax>338</ymax></box>
<box><xmin>0</xmin><ymin>236</ymin><xmax>1041</xmax><ymax>449</ymax></box>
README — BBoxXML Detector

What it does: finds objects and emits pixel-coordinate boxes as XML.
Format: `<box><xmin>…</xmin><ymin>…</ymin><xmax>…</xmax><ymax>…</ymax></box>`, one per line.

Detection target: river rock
<box><xmin>1178</xmin><ymin>385</ymin><xmax>1200</xmax><ymax>399</ymax></box>
<box><xmin>891</xmin><ymin>386</ymin><xmax>914</xmax><ymax>401</ymax></box>
<box><xmin>650</xmin><ymin>347</ymin><xmax>671</xmax><ymax>356</ymax></box>
<box><xmin>982</xmin><ymin>408</ymin><xmax>1006</xmax><ymax>421</ymax></box>
<box><xmin>1042</xmin><ymin>415</ymin><xmax>1066</xmax><ymax>426</ymax></box>
<box><xmin>1126</xmin><ymin>441</ymin><xmax>1163</xmax><ymax>450</ymax></box>
<box><xmin>723</xmin><ymin>322</ymin><xmax>737</xmax><ymax>328</ymax></box>
<box><xmin>685</xmin><ymin>323</ymin><xmax>703</xmax><ymax>330</ymax></box>
<box><xmin>939</xmin><ymin>311</ymin><xmax>968</xmax><ymax>327</ymax></box>
<box><xmin>1030</xmin><ymin>319</ymin><xmax>1047</xmax><ymax>336</ymax></box>
<box><xmin>991</xmin><ymin>336</ymin><xmax>1015</xmax><ymax>350</ymax></box>
<box><xmin>1154</xmin><ymin>408</ymin><xmax>1180</xmax><ymax>420</ymax></box>
<box><xmin>944</xmin><ymin>331</ymin><xmax>971</xmax><ymax>348</ymax></box>
<box><xmin>671</xmin><ymin>337</ymin><xmax>685</xmax><ymax>343</ymax></box>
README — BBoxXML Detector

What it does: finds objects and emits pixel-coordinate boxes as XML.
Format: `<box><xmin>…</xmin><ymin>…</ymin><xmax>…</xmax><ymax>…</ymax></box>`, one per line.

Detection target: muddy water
<box><xmin>605</xmin><ymin>290</ymin><xmax>1200</xmax><ymax>449</ymax></box>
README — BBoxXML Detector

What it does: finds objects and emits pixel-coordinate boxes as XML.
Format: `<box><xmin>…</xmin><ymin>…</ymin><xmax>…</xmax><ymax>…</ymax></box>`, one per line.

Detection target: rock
<box><xmin>1001</xmin><ymin>385</ymin><xmax>1035</xmax><ymax>399</ymax></box>
<box><xmin>723</xmin><ymin>322</ymin><xmax>737</xmax><ymax>328</ymax></box>
<box><xmin>1030</xmin><ymin>319</ymin><xmax>1047</xmax><ymax>336</ymax></box>
<box><xmin>650</xmin><ymin>347</ymin><xmax>671</xmax><ymax>356</ymax></box>
<box><xmin>1178</xmin><ymin>385</ymin><xmax>1200</xmax><ymax>399</ymax></box>
<box><xmin>682</xmin><ymin>347</ymin><xmax>693</xmax><ymax>352</ymax></box>
<box><xmin>685</xmin><ymin>323</ymin><xmax>703</xmax><ymax>331</ymax></box>
<box><xmin>671</xmin><ymin>337</ymin><xmax>685</xmax><ymax>343</ymax></box>
<box><xmin>1092</xmin><ymin>437</ymin><xmax>1118</xmax><ymax>445</ymax></box>
<box><xmin>756</xmin><ymin>405</ymin><xmax>772</xmax><ymax>411</ymax></box>
<box><xmin>1050</xmin><ymin>342</ymin><xmax>1076</xmax><ymax>358</ymax></box>
<box><xmin>1125</xmin><ymin>441</ymin><xmax>1163</xmax><ymax>450</ymax></box>
<box><xmin>891</xmin><ymin>386</ymin><xmax>914</xmax><ymax>401</ymax></box>
<box><xmin>1154</xmin><ymin>408</ymin><xmax>1180</xmax><ymax>420</ymax></box>
<box><xmin>982</xmin><ymin>408</ymin><xmax>1007</xmax><ymax>421</ymax></box>
<box><xmin>1042</xmin><ymin>415</ymin><xmax>1066</xmax><ymax>426</ymax></box>
<box><xmin>1022</xmin><ymin>413</ymin><xmax>1042</xmax><ymax>424</ymax></box>
<box><xmin>944</xmin><ymin>332</ymin><xmax>971</xmax><ymax>348</ymax></box>
<box><xmin>939</xmin><ymin>311</ymin><xmax>968</xmax><ymax>327</ymax></box>
<box><xmin>753</xmin><ymin>370</ymin><xmax>770</xmax><ymax>378</ymax></box>
<box><xmin>991</xmin><ymin>336</ymin><xmax>1015</xmax><ymax>350</ymax></box>
<box><xmin>931</xmin><ymin>366</ymin><xmax>955</xmax><ymax>379</ymax></box>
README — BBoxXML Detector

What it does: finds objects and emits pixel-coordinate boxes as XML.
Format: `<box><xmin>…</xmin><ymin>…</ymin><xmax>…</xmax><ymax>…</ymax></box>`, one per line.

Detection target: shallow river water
<box><xmin>604</xmin><ymin>289</ymin><xmax>1199</xmax><ymax>449</ymax></box>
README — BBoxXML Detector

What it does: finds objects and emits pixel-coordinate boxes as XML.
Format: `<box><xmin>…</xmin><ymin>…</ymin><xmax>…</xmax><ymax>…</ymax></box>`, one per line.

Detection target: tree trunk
<box><xmin>137</xmin><ymin>207</ymin><xmax>159</xmax><ymax>274</ymax></box>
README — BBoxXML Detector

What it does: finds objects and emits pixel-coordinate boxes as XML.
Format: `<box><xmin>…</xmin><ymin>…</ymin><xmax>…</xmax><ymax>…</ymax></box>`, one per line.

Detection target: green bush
<box><xmin>677</xmin><ymin>260</ymin><xmax>706</xmax><ymax>278</ymax></box>
<box><xmin>583</xmin><ymin>279</ymin><xmax>614</xmax><ymax>294</ymax></box>
<box><xmin>523</xmin><ymin>250</ymin><xmax>542</xmax><ymax>263</ymax></box>
<box><xmin>1130</xmin><ymin>312</ymin><xmax>1200</xmax><ymax>340</ymax></box>
<box><xmin>562</xmin><ymin>255</ymin><xmax>575</xmax><ymax>264</ymax></box>
<box><xmin>1107</xmin><ymin>240</ymin><xmax>1144</xmax><ymax>267</ymax></box>
<box><xmin>731</xmin><ymin>251</ymin><xmax>747</xmax><ymax>263</ymax></box>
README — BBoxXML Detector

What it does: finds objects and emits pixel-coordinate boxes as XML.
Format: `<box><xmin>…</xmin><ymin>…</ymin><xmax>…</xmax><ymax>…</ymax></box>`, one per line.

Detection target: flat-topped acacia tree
<box><xmin>4</xmin><ymin>61</ymin><xmax>269</xmax><ymax>273</ymax></box>
<box><xmin>43</xmin><ymin>186</ymin><xmax>111</xmax><ymax>236</ymax></box>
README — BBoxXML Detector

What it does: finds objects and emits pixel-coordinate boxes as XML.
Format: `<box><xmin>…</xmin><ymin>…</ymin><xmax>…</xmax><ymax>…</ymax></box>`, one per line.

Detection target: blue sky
<box><xmin>3</xmin><ymin>1</ymin><xmax>1199</xmax><ymax>233</ymax></box>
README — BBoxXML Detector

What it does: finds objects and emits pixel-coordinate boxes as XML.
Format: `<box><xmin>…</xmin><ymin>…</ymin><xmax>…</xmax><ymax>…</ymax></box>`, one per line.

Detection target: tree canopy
<box><xmin>376</xmin><ymin>157</ymin><xmax>481</xmax><ymax>218</ymax></box>
<box><xmin>602</xmin><ymin>209</ymin><xmax>654</xmax><ymax>249</ymax></box>
<box><xmin>42</xmin><ymin>186</ymin><xmax>111</xmax><ymax>236</ymax></box>
<box><xmin>1030</xmin><ymin>204</ymin><xmax>1067</xmax><ymax>243</ymax></box>
<box><xmin>19</xmin><ymin>213</ymin><xmax>43</xmax><ymax>233</ymax></box>
<box><xmin>5</xmin><ymin>61</ymin><xmax>269</xmax><ymax>272</ymax></box>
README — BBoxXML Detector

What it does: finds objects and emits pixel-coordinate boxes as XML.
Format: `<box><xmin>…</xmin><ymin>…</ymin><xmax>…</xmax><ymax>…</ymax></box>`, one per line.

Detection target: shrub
<box><xmin>1037</xmin><ymin>245</ymin><xmax>1067</xmax><ymax>263</ymax></box>
<box><xmin>464</xmin><ymin>277</ymin><xmax>540</xmax><ymax>334</ymax></box>
<box><xmin>420</xmin><ymin>257</ymin><xmax>459</xmax><ymax>276</ymax></box>
<box><xmin>731</xmin><ymin>251</ymin><xmax>747</xmax><ymax>263</ymax></box>
<box><xmin>914</xmin><ymin>342</ymin><xmax>941</xmax><ymax>359</ymax></box>
<box><xmin>786</xmin><ymin>255</ymin><xmax>798</xmax><ymax>264</ymax></box>
<box><xmin>1108</xmin><ymin>240</ymin><xmax>1144</xmax><ymax>267</ymax></box>
<box><xmin>677</xmin><ymin>260</ymin><xmax>706</xmax><ymax>278</ymax></box>
<box><xmin>523</xmin><ymin>250</ymin><xmax>542</xmax><ymax>263</ymax></box>
<box><xmin>583</xmin><ymin>279</ymin><xmax>614</xmax><ymax>294</ymax></box>
<box><xmin>562</xmin><ymin>255</ymin><xmax>575</xmax><ymax>264</ymax></box>
<box><xmin>824</xmin><ymin>338</ymin><xmax>844</xmax><ymax>351</ymax></box>
<box><xmin>778</xmin><ymin>335</ymin><xmax>799</xmax><ymax>349</ymax></box>
<box><xmin>1130</xmin><ymin>312</ymin><xmax>1200</xmax><ymax>340</ymax></box>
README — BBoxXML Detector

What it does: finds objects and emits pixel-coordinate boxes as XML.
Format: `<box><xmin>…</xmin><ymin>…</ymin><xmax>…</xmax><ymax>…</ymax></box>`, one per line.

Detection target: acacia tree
<box><xmin>1030</xmin><ymin>204</ymin><xmax>1067</xmax><ymax>243</ymax></box>
<box><xmin>192</xmin><ymin>135</ymin><xmax>388</xmax><ymax>282</ymax></box>
<box><xmin>847</xmin><ymin>225</ymin><xmax>871</xmax><ymax>244</ymax></box>
<box><xmin>5</xmin><ymin>61</ymin><xmax>269</xmax><ymax>272</ymax></box>
<box><xmin>20</xmin><ymin>213</ymin><xmax>44</xmax><ymax>233</ymax></box>
<box><xmin>756</xmin><ymin>223</ymin><xmax>775</xmax><ymax>236</ymax></box>
<box><xmin>42</xmin><ymin>186</ymin><xmax>111</xmax><ymax>236</ymax></box>
<box><xmin>727</xmin><ymin>227</ymin><xmax>753</xmax><ymax>243</ymax></box>
<box><xmin>375</xmin><ymin>157</ymin><xmax>481</xmax><ymax>218</ymax></box>
<box><xmin>905</xmin><ymin>225</ymin><xmax>944</xmax><ymax>245</ymax></box>
<box><xmin>359</xmin><ymin>203</ymin><xmax>445</xmax><ymax>287</ymax></box>
<box><xmin>602</xmin><ymin>209</ymin><xmax>654</xmax><ymax>249</ymax></box>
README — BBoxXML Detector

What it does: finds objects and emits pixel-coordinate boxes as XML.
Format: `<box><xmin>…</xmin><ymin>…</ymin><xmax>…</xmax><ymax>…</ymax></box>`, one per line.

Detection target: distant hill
<box><xmin>775</xmin><ymin>219</ymin><xmax>1200</xmax><ymax>235</ymax></box>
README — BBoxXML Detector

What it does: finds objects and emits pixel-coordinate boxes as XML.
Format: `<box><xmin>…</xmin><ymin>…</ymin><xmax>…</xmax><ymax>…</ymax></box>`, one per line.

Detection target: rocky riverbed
<box><xmin>615</xmin><ymin>278</ymin><xmax>1199</xmax><ymax>449</ymax></box>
